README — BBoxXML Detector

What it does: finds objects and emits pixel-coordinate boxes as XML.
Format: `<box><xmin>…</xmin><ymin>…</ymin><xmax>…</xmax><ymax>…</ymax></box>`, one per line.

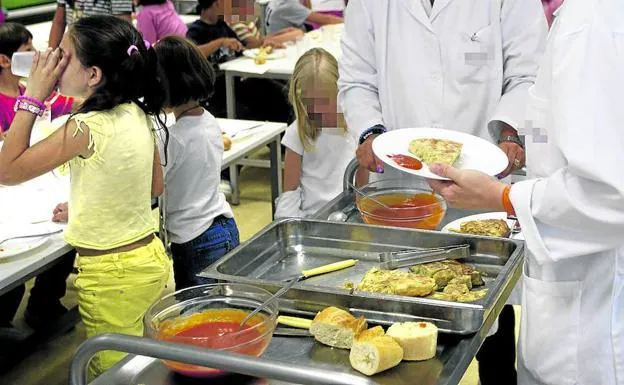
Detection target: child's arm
<box><xmin>0</xmin><ymin>117</ymin><xmax>90</xmax><ymax>185</ymax></box>
<box><xmin>196</xmin><ymin>38</ymin><xmax>244</xmax><ymax>57</ymax></box>
<box><xmin>283</xmin><ymin>148</ymin><xmax>302</xmax><ymax>191</ymax></box>
<box><xmin>265</xmin><ymin>28</ymin><xmax>305</xmax><ymax>45</ymax></box>
<box><xmin>151</xmin><ymin>146</ymin><xmax>164</xmax><ymax>198</ymax></box>
<box><xmin>306</xmin><ymin>12</ymin><xmax>343</xmax><ymax>26</ymax></box>
<box><xmin>48</xmin><ymin>4</ymin><xmax>66</xmax><ymax>49</ymax></box>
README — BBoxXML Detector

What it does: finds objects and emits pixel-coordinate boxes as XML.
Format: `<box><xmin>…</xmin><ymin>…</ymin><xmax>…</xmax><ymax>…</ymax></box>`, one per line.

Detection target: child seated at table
<box><xmin>186</xmin><ymin>0</ymin><xmax>296</xmax><ymax>122</ymax></box>
<box><xmin>276</xmin><ymin>48</ymin><xmax>367</xmax><ymax>218</ymax></box>
<box><xmin>136</xmin><ymin>0</ymin><xmax>188</xmax><ymax>45</ymax></box>
<box><xmin>154</xmin><ymin>36</ymin><xmax>239</xmax><ymax>289</ymax></box>
<box><xmin>265</xmin><ymin>0</ymin><xmax>343</xmax><ymax>35</ymax></box>
<box><xmin>0</xmin><ymin>16</ymin><xmax>172</xmax><ymax>376</ymax></box>
<box><xmin>0</xmin><ymin>23</ymin><xmax>75</xmax><ymax>140</ymax></box>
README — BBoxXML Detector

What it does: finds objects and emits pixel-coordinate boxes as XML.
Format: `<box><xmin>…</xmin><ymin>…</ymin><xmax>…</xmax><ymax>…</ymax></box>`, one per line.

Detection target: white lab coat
<box><xmin>509</xmin><ymin>0</ymin><xmax>624</xmax><ymax>384</ymax></box>
<box><xmin>338</xmin><ymin>0</ymin><xmax>548</xmax><ymax>141</ymax></box>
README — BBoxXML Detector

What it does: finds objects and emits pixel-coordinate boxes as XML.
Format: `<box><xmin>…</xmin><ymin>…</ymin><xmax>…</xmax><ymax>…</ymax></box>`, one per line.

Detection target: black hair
<box><xmin>0</xmin><ymin>23</ymin><xmax>32</xmax><ymax>73</ymax></box>
<box><xmin>68</xmin><ymin>15</ymin><xmax>170</xmax><ymax>162</ymax></box>
<box><xmin>136</xmin><ymin>0</ymin><xmax>167</xmax><ymax>6</ymax></box>
<box><xmin>196</xmin><ymin>0</ymin><xmax>217</xmax><ymax>13</ymax></box>
<box><xmin>154</xmin><ymin>36</ymin><xmax>215</xmax><ymax>108</ymax></box>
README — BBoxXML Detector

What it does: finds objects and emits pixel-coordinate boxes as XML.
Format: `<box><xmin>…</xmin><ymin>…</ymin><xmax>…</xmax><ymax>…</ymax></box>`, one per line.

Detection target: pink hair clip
<box><xmin>127</xmin><ymin>40</ymin><xmax>152</xmax><ymax>56</ymax></box>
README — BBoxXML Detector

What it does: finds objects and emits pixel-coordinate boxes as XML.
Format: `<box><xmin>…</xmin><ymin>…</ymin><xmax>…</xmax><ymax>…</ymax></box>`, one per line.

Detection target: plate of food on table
<box><xmin>243</xmin><ymin>46</ymin><xmax>287</xmax><ymax>65</ymax></box>
<box><xmin>372</xmin><ymin>127</ymin><xmax>508</xmax><ymax>180</ymax></box>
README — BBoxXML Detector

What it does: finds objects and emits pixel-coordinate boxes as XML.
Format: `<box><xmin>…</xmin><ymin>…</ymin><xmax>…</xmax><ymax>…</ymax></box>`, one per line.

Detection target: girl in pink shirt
<box><xmin>136</xmin><ymin>0</ymin><xmax>188</xmax><ymax>45</ymax></box>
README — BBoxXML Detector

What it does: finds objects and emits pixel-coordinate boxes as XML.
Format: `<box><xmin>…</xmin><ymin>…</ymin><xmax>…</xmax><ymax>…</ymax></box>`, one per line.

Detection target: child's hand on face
<box><xmin>24</xmin><ymin>48</ymin><xmax>70</xmax><ymax>103</ymax></box>
<box><xmin>221</xmin><ymin>38</ymin><xmax>244</xmax><ymax>52</ymax></box>
<box><xmin>52</xmin><ymin>202</ymin><xmax>69</xmax><ymax>223</ymax></box>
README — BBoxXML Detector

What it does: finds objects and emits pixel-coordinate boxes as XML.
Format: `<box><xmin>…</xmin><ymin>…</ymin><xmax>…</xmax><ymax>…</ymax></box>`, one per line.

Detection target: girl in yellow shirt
<box><xmin>0</xmin><ymin>15</ymin><xmax>170</xmax><ymax>377</ymax></box>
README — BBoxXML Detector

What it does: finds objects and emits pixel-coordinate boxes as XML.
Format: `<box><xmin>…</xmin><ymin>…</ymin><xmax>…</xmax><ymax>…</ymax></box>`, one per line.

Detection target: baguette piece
<box><xmin>386</xmin><ymin>322</ymin><xmax>438</xmax><ymax>361</ymax></box>
<box><xmin>309</xmin><ymin>307</ymin><xmax>367</xmax><ymax>349</ymax></box>
<box><xmin>350</xmin><ymin>327</ymin><xmax>404</xmax><ymax>376</ymax></box>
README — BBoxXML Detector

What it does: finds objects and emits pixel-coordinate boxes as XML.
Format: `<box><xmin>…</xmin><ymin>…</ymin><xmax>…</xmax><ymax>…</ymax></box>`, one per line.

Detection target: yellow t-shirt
<box><xmin>63</xmin><ymin>102</ymin><xmax>157</xmax><ymax>250</ymax></box>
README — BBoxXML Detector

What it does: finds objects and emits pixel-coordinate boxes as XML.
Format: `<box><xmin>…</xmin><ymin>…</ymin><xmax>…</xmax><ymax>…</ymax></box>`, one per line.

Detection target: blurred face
<box><xmin>222</xmin><ymin>0</ymin><xmax>256</xmax><ymax>24</ymax></box>
<box><xmin>57</xmin><ymin>34</ymin><xmax>98</xmax><ymax>99</ymax></box>
<box><xmin>301</xmin><ymin>80</ymin><xmax>340</xmax><ymax>128</ymax></box>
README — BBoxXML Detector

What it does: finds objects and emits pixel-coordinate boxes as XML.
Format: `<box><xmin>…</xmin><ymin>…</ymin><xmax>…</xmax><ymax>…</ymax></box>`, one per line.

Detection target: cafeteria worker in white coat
<box><xmin>428</xmin><ymin>0</ymin><xmax>624</xmax><ymax>383</ymax></box>
<box><xmin>338</xmin><ymin>0</ymin><xmax>547</xmax><ymax>383</ymax></box>
<box><xmin>339</xmin><ymin>0</ymin><xmax>547</xmax><ymax>178</ymax></box>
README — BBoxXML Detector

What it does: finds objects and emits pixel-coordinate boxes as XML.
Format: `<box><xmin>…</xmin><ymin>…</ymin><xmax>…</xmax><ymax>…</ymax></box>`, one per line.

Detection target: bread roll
<box><xmin>386</xmin><ymin>322</ymin><xmax>438</xmax><ymax>361</ymax></box>
<box><xmin>356</xmin><ymin>326</ymin><xmax>385</xmax><ymax>340</ymax></box>
<box><xmin>309</xmin><ymin>307</ymin><xmax>367</xmax><ymax>349</ymax></box>
<box><xmin>222</xmin><ymin>135</ymin><xmax>232</xmax><ymax>151</ymax></box>
<box><xmin>350</xmin><ymin>330</ymin><xmax>403</xmax><ymax>376</ymax></box>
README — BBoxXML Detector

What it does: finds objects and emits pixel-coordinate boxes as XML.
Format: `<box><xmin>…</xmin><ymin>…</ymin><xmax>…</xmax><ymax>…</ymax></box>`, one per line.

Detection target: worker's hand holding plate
<box><xmin>372</xmin><ymin>128</ymin><xmax>508</xmax><ymax>180</ymax></box>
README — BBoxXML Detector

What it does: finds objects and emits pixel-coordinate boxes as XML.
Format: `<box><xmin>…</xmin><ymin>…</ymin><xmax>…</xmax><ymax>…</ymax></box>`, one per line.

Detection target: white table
<box><xmin>0</xmin><ymin>171</ymin><xmax>71</xmax><ymax>296</ymax></box>
<box><xmin>219</xmin><ymin>25</ymin><xmax>343</xmax><ymax>119</ymax></box>
<box><xmin>218</xmin><ymin>119</ymin><xmax>287</xmax><ymax>213</ymax></box>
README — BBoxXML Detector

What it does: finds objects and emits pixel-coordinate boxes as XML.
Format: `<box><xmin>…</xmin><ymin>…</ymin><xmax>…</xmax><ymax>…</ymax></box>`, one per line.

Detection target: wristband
<box><xmin>17</xmin><ymin>95</ymin><xmax>46</xmax><ymax>111</ymax></box>
<box><xmin>359</xmin><ymin>124</ymin><xmax>386</xmax><ymax>145</ymax></box>
<box><xmin>502</xmin><ymin>185</ymin><xmax>515</xmax><ymax>216</ymax></box>
<box><xmin>14</xmin><ymin>97</ymin><xmax>46</xmax><ymax>117</ymax></box>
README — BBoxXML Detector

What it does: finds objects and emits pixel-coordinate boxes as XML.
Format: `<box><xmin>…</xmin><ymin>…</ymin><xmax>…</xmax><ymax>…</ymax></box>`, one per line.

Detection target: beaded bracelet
<box><xmin>14</xmin><ymin>96</ymin><xmax>46</xmax><ymax>117</ymax></box>
<box><xmin>17</xmin><ymin>95</ymin><xmax>45</xmax><ymax>111</ymax></box>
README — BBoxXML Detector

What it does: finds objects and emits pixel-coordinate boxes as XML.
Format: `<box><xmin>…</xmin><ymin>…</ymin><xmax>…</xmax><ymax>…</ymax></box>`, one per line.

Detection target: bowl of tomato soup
<box><xmin>355</xmin><ymin>179</ymin><xmax>447</xmax><ymax>230</ymax></box>
<box><xmin>144</xmin><ymin>284</ymin><xmax>278</xmax><ymax>377</ymax></box>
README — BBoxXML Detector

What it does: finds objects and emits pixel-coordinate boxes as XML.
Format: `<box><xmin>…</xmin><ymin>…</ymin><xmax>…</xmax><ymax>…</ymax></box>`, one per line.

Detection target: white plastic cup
<box><xmin>11</xmin><ymin>51</ymin><xmax>35</xmax><ymax>77</ymax></box>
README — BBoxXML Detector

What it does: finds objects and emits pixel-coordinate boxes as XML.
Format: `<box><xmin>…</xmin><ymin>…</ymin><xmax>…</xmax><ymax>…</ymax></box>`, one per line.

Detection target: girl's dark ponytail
<box><xmin>68</xmin><ymin>15</ymin><xmax>170</xmax><ymax>163</ymax></box>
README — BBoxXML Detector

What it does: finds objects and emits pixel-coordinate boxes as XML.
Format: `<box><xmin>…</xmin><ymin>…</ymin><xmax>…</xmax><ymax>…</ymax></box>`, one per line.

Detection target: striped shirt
<box><xmin>230</xmin><ymin>20</ymin><xmax>260</xmax><ymax>43</ymax></box>
<box><xmin>57</xmin><ymin>0</ymin><xmax>133</xmax><ymax>26</ymax></box>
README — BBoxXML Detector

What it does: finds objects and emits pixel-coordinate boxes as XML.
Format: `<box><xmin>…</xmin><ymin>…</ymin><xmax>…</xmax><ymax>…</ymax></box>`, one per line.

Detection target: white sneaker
<box><xmin>219</xmin><ymin>180</ymin><xmax>232</xmax><ymax>196</ymax></box>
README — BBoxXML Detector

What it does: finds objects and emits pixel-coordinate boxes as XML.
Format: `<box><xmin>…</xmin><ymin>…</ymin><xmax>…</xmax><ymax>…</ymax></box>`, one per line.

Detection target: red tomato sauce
<box><xmin>156</xmin><ymin>309</ymin><xmax>272</xmax><ymax>377</ymax></box>
<box><xmin>173</xmin><ymin>321</ymin><xmax>264</xmax><ymax>354</ymax></box>
<box><xmin>388</xmin><ymin>154</ymin><xmax>423</xmax><ymax>170</ymax></box>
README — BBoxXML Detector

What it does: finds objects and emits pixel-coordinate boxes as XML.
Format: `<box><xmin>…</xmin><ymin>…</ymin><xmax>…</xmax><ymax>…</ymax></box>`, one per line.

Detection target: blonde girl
<box><xmin>276</xmin><ymin>48</ymin><xmax>366</xmax><ymax>218</ymax></box>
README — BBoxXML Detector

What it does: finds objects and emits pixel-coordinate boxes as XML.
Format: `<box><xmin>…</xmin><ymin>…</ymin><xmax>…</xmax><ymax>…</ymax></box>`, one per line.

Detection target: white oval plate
<box><xmin>372</xmin><ymin>127</ymin><xmax>508</xmax><ymax>180</ymax></box>
<box><xmin>242</xmin><ymin>48</ymin><xmax>287</xmax><ymax>60</ymax></box>
<box><xmin>0</xmin><ymin>236</ymin><xmax>49</xmax><ymax>259</ymax></box>
<box><xmin>441</xmin><ymin>212</ymin><xmax>523</xmax><ymax>240</ymax></box>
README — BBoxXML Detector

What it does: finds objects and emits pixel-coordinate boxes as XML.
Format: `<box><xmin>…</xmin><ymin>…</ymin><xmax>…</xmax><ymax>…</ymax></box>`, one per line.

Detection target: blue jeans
<box><xmin>170</xmin><ymin>216</ymin><xmax>240</xmax><ymax>290</ymax></box>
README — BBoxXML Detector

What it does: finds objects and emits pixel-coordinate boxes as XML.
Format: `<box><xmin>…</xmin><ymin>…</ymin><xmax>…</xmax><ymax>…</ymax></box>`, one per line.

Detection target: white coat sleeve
<box><xmin>337</xmin><ymin>0</ymin><xmax>384</xmax><ymax>137</ymax></box>
<box><xmin>509</xmin><ymin>22</ymin><xmax>624</xmax><ymax>264</ymax></box>
<box><xmin>488</xmin><ymin>0</ymin><xmax>548</xmax><ymax>137</ymax></box>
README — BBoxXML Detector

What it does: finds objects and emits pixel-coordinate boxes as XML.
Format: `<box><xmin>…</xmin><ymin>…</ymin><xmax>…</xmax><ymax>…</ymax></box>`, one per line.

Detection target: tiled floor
<box><xmin>1</xmin><ymin>159</ymin><xmax>516</xmax><ymax>385</ymax></box>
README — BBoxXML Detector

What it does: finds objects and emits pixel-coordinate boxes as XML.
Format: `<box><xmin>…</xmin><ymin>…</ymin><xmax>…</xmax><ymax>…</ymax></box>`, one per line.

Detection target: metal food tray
<box><xmin>201</xmin><ymin>219</ymin><xmax>523</xmax><ymax>334</ymax></box>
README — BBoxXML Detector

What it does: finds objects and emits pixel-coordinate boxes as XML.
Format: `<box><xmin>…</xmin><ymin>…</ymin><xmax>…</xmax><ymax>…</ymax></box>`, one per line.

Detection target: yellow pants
<box><xmin>74</xmin><ymin>237</ymin><xmax>171</xmax><ymax>378</ymax></box>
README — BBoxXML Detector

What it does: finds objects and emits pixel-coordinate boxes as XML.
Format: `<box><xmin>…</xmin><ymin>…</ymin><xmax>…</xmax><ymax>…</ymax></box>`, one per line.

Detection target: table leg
<box><xmin>269</xmin><ymin>136</ymin><xmax>282</xmax><ymax>218</ymax></box>
<box><xmin>225</xmin><ymin>72</ymin><xmax>236</xmax><ymax>119</ymax></box>
<box><xmin>229</xmin><ymin>164</ymin><xmax>240</xmax><ymax>205</ymax></box>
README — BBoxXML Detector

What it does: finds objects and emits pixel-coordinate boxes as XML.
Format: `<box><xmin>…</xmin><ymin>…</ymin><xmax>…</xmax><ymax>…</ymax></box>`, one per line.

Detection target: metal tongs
<box><xmin>378</xmin><ymin>244</ymin><xmax>471</xmax><ymax>270</ymax></box>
